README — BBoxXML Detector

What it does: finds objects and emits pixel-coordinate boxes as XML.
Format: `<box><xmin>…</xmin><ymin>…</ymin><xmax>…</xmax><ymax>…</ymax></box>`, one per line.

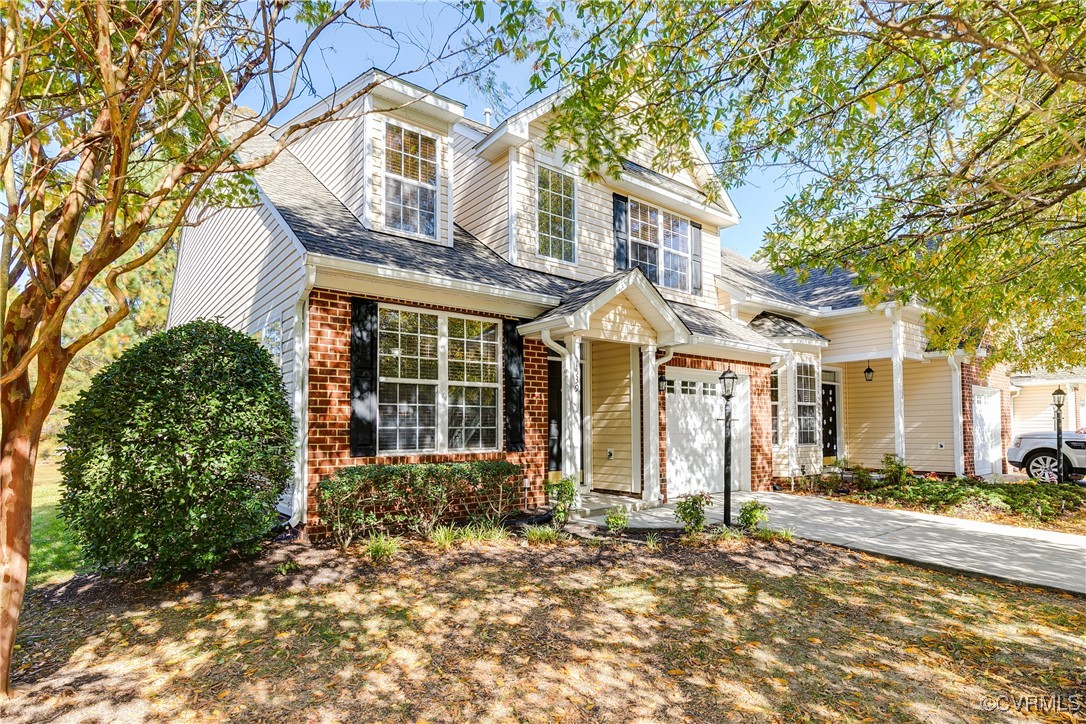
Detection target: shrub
<box><xmin>364</xmin><ymin>533</ymin><xmax>401</xmax><ymax>562</ymax></box>
<box><xmin>605</xmin><ymin>507</ymin><xmax>630</xmax><ymax>536</ymax></box>
<box><xmin>546</xmin><ymin>476</ymin><xmax>578</xmax><ymax>528</ymax></box>
<box><xmin>737</xmin><ymin>500</ymin><xmax>770</xmax><ymax>531</ymax></box>
<box><xmin>853</xmin><ymin>467</ymin><xmax>879</xmax><ymax>491</ymax></box>
<box><xmin>524</xmin><ymin>525</ymin><xmax>561</xmax><ymax>545</ymax></box>
<box><xmin>428</xmin><ymin>525</ymin><xmax>459</xmax><ymax>550</ymax></box>
<box><xmin>644</xmin><ymin>532</ymin><xmax>661</xmax><ymax>550</ymax></box>
<box><xmin>316</xmin><ymin>460</ymin><xmax>523</xmax><ymax>550</ymax></box>
<box><xmin>881</xmin><ymin>454</ymin><xmax>913</xmax><ymax>487</ymax></box>
<box><xmin>60</xmin><ymin>320</ymin><xmax>294</xmax><ymax>582</ymax></box>
<box><xmin>675</xmin><ymin>493</ymin><xmax>713</xmax><ymax>534</ymax></box>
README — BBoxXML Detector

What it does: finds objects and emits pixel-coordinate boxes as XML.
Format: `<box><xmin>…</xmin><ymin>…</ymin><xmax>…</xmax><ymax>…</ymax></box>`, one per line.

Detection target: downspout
<box><xmin>656</xmin><ymin>347</ymin><xmax>676</xmax><ymax>370</ymax></box>
<box><xmin>289</xmin><ymin>263</ymin><xmax>317</xmax><ymax>528</ymax></box>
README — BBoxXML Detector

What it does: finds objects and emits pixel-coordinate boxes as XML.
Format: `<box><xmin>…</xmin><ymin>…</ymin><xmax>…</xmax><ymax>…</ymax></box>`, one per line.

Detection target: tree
<box><xmin>499</xmin><ymin>0</ymin><xmax>1086</xmax><ymax>370</ymax></box>
<box><xmin>0</xmin><ymin>0</ymin><xmax>500</xmax><ymax>695</ymax></box>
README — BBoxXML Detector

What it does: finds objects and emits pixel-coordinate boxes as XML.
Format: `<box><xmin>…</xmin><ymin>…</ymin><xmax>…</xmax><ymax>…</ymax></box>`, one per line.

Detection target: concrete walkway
<box><xmin>582</xmin><ymin>491</ymin><xmax>1086</xmax><ymax>594</ymax></box>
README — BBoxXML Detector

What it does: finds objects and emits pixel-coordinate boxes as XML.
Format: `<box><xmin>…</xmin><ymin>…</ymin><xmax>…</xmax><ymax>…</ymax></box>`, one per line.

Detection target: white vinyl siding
<box><xmin>452</xmin><ymin>127</ymin><xmax>509</xmax><ymax>257</ymax></box>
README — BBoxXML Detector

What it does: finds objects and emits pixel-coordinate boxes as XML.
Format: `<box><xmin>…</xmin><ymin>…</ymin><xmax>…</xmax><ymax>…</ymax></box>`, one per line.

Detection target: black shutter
<box><xmin>350</xmin><ymin>298</ymin><xmax>379</xmax><ymax>457</ymax></box>
<box><xmin>690</xmin><ymin>221</ymin><xmax>703</xmax><ymax>295</ymax></box>
<box><xmin>613</xmin><ymin>193</ymin><xmax>629</xmax><ymax>271</ymax></box>
<box><xmin>503</xmin><ymin>319</ymin><xmax>526</xmax><ymax>452</ymax></box>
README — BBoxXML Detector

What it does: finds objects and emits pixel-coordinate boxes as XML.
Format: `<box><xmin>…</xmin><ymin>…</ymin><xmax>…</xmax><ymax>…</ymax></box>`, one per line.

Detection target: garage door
<box><xmin>972</xmin><ymin>387</ymin><xmax>1002</xmax><ymax>477</ymax></box>
<box><xmin>665</xmin><ymin>372</ymin><xmax>750</xmax><ymax>497</ymax></box>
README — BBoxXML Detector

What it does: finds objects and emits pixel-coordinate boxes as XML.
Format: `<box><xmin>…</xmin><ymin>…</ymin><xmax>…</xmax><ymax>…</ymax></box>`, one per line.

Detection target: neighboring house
<box><xmin>1009</xmin><ymin>370</ymin><xmax>1086</xmax><ymax>435</ymax></box>
<box><xmin>168</xmin><ymin>70</ymin><xmax>1028</xmax><ymax>531</ymax></box>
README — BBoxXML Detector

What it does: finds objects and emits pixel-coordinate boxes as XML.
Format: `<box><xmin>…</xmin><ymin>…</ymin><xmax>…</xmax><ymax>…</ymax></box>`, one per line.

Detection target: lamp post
<box><xmin>1053</xmin><ymin>387</ymin><xmax>1066</xmax><ymax>483</ymax></box>
<box><xmin>720</xmin><ymin>369</ymin><xmax>738</xmax><ymax>527</ymax></box>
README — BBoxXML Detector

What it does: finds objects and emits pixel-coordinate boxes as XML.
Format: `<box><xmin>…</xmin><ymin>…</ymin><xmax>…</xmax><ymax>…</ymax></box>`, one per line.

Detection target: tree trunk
<box><xmin>0</xmin><ymin>368</ymin><xmax>54</xmax><ymax>698</ymax></box>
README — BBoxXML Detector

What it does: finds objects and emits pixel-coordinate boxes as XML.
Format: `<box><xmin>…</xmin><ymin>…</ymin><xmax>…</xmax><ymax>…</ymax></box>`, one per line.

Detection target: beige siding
<box><xmin>902</xmin><ymin>362</ymin><xmax>955</xmax><ymax>472</ymax></box>
<box><xmin>817</xmin><ymin>314</ymin><xmax>892</xmax><ymax>361</ymax></box>
<box><xmin>586</xmin><ymin>296</ymin><xmax>656</xmax><ymax>344</ymax></box>
<box><xmin>1013</xmin><ymin>385</ymin><xmax>1068</xmax><ymax>434</ymax></box>
<box><xmin>842</xmin><ymin>359</ymin><xmax>896</xmax><ymax>468</ymax></box>
<box><xmin>590</xmin><ymin>342</ymin><xmax>635</xmax><ymax>491</ymax></box>
<box><xmin>168</xmin><ymin>201</ymin><xmax>306</xmax><ymax>393</ymax></box>
<box><xmin>901</xmin><ymin>316</ymin><xmax>928</xmax><ymax>360</ymax></box>
<box><xmin>286</xmin><ymin>96</ymin><xmax>369</xmax><ymax>222</ymax></box>
<box><xmin>452</xmin><ymin>129</ymin><xmax>509</xmax><ymax>256</ymax></box>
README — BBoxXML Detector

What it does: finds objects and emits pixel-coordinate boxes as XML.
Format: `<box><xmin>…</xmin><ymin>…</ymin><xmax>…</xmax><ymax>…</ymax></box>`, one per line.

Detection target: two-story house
<box><xmin>169</xmin><ymin>70</ymin><xmax>1028</xmax><ymax>531</ymax></box>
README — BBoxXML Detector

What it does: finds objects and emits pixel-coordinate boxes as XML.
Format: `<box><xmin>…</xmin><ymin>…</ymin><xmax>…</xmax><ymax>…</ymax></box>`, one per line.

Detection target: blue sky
<box><xmin>243</xmin><ymin>1</ymin><xmax>794</xmax><ymax>258</ymax></box>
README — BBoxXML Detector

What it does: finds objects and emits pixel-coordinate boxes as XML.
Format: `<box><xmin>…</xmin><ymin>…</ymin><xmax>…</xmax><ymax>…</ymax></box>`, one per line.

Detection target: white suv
<box><xmin>1007</xmin><ymin>432</ymin><xmax>1086</xmax><ymax>482</ymax></box>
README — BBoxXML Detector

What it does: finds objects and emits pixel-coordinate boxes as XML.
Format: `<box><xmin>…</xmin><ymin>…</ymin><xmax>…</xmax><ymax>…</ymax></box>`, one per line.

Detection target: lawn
<box><xmin>28</xmin><ymin>461</ymin><xmax>81</xmax><ymax>587</ymax></box>
<box><xmin>7</xmin><ymin>534</ymin><xmax>1085</xmax><ymax>722</ymax></box>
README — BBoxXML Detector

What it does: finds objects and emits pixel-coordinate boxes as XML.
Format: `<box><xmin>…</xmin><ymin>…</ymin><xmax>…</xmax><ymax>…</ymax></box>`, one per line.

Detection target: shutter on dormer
<box><xmin>613</xmin><ymin>193</ymin><xmax>629</xmax><ymax>271</ymax></box>
<box><xmin>690</xmin><ymin>222</ymin><xmax>703</xmax><ymax>295</ymax></box>
<box><xmin>350</xmin><ymin>298</ymin><xmax>379</xmax><ymax>457</ymax></box>
<box><xmin>503</xmin><ymin>319</ymin><xmax>526</xmax><ymax>452</ymax></box>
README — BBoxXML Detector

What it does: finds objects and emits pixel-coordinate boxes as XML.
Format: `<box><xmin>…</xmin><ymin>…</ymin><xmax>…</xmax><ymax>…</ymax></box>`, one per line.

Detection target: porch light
<box><xmin>658</xmin><ymin>371</ymin><xmax>667</xmax><ymax>394</ymax></box>
<box><xmin>864</xmin><ymin>362</ymin><xmax>874</xmax><ymax>382</ymax></box>
<box><xmin>1053</xmin><ymin>387</ymin><xmax>1067</xmax><ymax>409</ymax></box>
<box><xmin>719</xmin><ymin>369</ymin><xmax>738</xmax><ymax>400</ymax></box>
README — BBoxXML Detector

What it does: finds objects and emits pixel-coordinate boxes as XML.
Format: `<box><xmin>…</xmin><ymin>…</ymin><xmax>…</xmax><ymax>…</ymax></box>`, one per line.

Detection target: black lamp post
<box><xmin>720</xmin><ymin>369</ymin><xmax>738</xmax><ymax>527</ymax></box>
<box><xmin>1053</xmin><ymin>386</ymin><xmax>1066</xmax><ymax>483</ymax></box>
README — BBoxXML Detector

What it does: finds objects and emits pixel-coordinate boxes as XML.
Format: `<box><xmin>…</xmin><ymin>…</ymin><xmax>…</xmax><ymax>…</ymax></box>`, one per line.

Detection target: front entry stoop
<box><xmin>571</xmin><ymin>491</ymin><xmax>662</xmax><ymax>520</ymax></box>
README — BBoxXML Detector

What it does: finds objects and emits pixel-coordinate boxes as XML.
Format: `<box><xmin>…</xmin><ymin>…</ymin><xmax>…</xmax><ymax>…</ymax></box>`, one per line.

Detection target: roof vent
<box><xmin>482</xmin><ymin>107</ymin><xmax>493</xmax><ymax>127</ymax></box>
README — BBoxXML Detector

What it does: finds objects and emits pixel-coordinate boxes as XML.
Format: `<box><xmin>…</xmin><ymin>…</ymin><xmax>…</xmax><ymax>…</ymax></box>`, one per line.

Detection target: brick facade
<box><xmin>961</xmin><ymin>360</ymin><xmax>1013</xmax><ymax>476</ymax></box>
<box><xmin>305</xmin><ymin>289</ymin><xmax>550</xmax><ymax>529</ymax></box>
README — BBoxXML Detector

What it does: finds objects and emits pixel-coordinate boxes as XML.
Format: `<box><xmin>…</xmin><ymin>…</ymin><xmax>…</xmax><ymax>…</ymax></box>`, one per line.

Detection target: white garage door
<box><xmin>665</xmin><ymin>371</ymin><xmax>750</xmax><ymax>497</ymax></box>
<box><xmin>973</xmin><ymin>387</ymin><xmax>1002</xmax><ymax>477</ymax></box>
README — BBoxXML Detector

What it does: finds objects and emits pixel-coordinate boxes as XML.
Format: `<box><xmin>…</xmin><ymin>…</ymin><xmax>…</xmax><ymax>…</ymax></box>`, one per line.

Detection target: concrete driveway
<box><xmin>583</xmin><ymin>491</ymin><xmax>1086</xmax><ymax>594</ymax></box>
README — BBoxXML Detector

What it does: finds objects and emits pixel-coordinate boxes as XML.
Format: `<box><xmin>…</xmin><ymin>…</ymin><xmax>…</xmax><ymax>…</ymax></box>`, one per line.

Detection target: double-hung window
<box><xmin>629</xmin><ymin>199</ymin><xmax>691</xmax><ymax>292</ymax></box>
<box><xmin>377</xmin><ymin>307</ymin><xmax>500</xmax><ymax>453</ymax></box>
<box><xmin>770</xmin><ymin>370</ymin><xmax>780</xmax><ymax>446</ymax></box>
<box><xmin>384</xmin><ymin>123</ymin><xmax>438</xmax><ymax>238</ymax></box>
<box><xmin>537</xmin><ymin>166</ymin><xmax>576</xmax><ymax>262</ymax></box>
<box><xmin>796</xmin><ymin>362</ymin><xmax>818</xmax><ymax>445</ymax></box>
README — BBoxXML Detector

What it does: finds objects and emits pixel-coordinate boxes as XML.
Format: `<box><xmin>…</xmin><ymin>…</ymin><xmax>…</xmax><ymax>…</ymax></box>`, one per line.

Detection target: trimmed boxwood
<box><xmin>60</xmin><ymin>320</ymin><xmax>294</xmax><ymax>581</ymax></box>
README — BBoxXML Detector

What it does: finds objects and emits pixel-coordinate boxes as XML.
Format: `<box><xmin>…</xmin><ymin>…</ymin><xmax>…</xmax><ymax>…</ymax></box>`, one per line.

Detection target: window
<box><xmin>377</xmin><ymin>306</ymin><xmax>501</xmax><ymax>453</ymax></box>
<box><xmin>537</xmin><ymin>166</ymin><xmax>575</xmax><ymax>262</ymax></box>
<box><xmin>796</xmin><ymin>362</ymin><xmax>817</xmax><ymax>445</ymax></box>
<box><xmin>259</xmin><ymin>315</ymin><xmax>283</xmax><ymax>368</ymax></box>
<box><xmin>384</xmin><ymin>123</ymin><xmax>438</xmax><ymax>238</ymax></box>
<box><xmin>770</xmin><ymin>370</ymin><xmax>780</xmax><ymax>446</ymax></box>
<box><xmin>629</xmin><ymin>199</ymin><xmax>691</xmax><ymax>291</ymax></box>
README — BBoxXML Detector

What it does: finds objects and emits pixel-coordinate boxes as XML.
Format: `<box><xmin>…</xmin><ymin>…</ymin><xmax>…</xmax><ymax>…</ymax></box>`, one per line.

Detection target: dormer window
<box><xmin>385</xmin><ymin>123</ymin><xmax>438</xmax><ymax>238</ymax></box>
<box><xmin>537</xmin><ymin>166</ymin><xmax>576</xmax><ymax>263</ymax></box>
<box><xmin>629</xmin><ymin>199</ymin><xmax>691</xmax><ymax>292</ymax></box>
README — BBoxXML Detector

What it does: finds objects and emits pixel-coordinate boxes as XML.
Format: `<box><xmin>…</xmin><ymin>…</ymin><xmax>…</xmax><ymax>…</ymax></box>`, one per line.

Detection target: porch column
<box><xmin>888</xmin><ymin>307</ymin><xmax>906</xmax><ymax>460</ymax></box>
<box><xmin>641</xmin><ymin>343</ymin><xmax>661</xmax><ymax>502</ymax></box>
<box><xmin>949</xmin><ymin>353</ymin><xmax>965</xmax><ymax>477</ymax></box>
<box><xmin>563</xmin><ymin>333</ymin><xmax>583</xmax><ymax>487</ymax></box>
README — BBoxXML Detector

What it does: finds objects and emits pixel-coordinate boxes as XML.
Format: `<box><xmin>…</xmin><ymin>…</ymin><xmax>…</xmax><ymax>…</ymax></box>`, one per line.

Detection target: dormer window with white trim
<box><xmin>537</xmin><ymin>165</ymin><xmax>576</xmax><ymax>263</ymax></box>
<box><xmin>384</xmin><ymin>123</ymin><xmax>438</xmax><ymax>238</ymax></box>
<box><xmin>630</xmin><ymin>198</ymin><xmax>691</xmax><ymax>292</ymax></box>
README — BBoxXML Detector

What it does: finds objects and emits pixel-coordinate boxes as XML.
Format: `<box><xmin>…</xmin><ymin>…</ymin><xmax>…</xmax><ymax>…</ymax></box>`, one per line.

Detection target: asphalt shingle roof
<box><xmin>717</xmin><ymin>247</ymin><xmax>864</xmax><ymax>311</ymax></box>
<box><xmin>672</xmin><ymin>303</ymin><xmax>781</xmax><ymax>350</ymax></box>
<box><xmin>528</xmin><ymin>270</ymin><xmax>634</xmax><ymax>324</ymax></box>
<box><xmin>747</xmin><ymin>312</ymin><xmax>828</xmax><ymax>342</ymax></box>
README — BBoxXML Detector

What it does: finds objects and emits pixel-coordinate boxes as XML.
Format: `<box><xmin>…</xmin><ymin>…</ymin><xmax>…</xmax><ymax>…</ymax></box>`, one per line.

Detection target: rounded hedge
<box><xmin>60</xmin><ymin>319</ymin><xmax>294</xmax><ymax>581</ymax></box>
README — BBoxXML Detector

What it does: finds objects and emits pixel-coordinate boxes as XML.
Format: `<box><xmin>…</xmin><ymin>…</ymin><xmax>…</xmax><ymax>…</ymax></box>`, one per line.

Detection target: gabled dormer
<box><xmin>452</xmin><ymin>95</ymin><xmax>738</xmax><ymax>309</ymax></box>
<box><xmin>275</xmin><ymin>69</ymin><xmax>464</xmax><ymax>246</ymax></box>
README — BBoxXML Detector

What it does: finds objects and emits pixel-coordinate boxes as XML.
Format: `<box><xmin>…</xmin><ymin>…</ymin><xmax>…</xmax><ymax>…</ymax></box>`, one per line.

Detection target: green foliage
<box><xmin>853</xmin><ymin>467</ymin><xmax>879</xmax><ymax>491</ymax></box>
<box><xmin>674</xmin><ymin>493</ymin><xmax>713</xmax><ymax>534</ymax></box>
<box><xmin>881</xmin><ymin>454</ymin><xmax>913</xmax><ymax>487</ymax></box>
<box><xmin>428</xmin><ymin>525</ymin><xmax>460</xmax><ymax>550</ymax></box>
<box><xmin>500</xmin><ymin>2</ymin><xmax>1086</xmax><ymax>369</ymax></box>
<box><xmin>363</xmin><ymin>533</ymin><xmax>401</xmax><ymax>563</ymax></box>
<box><xmin>857</xmin><ymin>478</ymin><xmax>1086</xmax><ymax>522</ymax></box>
<box><xmin>604</xmin><ymin>507</ymin><xmax>630</xmax><ymax>536</ymax></box>
<box><xmin>458</xmin><ymin>521</ymin><xmax>511</xmax><ymax>544</ymax></box>
<box><xmin>737</xmin><ymin>500</ymin><xmax>770</xmax><ymax>531</ymax></box>
<box><xmin>644</xmin><ymin>531</ymin><xmax>661</xmax><ymax>550</ymax></box>
<box><xmin>274</xmin><ymin>561</ymin><xmax>302</xmax><ymax>576</ymax></box>
<box><xmin>711</xmin><ymin>525</ymin><xmax>747</xmax><ymax>542</ymax></box>
<box><xmin>754</xmin><ymin>527</ymin><xmax>794</xmax><ymax>543</ymax></box>
<box><xmin>545</xmin><ymin>476</ymin><xmax>578</xmax><ymax>528</ymax></box>
<box><xmin>59</xmin><ymin>321</ymin><xmax>294</xmax><ymax>582</ymax></box>
<box><xmin>524</xmin><ymin>525</ymin><xmax>562</xmax><ymax>545</ymax></box>
<box><xmin>316</xmin><ymin>461</ymin><xmax>523</xmax><ymax>550</ymax></box>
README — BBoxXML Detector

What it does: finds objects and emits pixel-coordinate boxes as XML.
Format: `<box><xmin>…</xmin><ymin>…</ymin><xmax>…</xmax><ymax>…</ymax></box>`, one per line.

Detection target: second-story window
<box><xmin>630</xmin><ymin>199</ymin><xmax>691</xmax><ymax>292</ymax></box>
<box><xmin>537</xmin><ymin>166</ymin><xmax>576</xmax><ymax>262</ymax></box>
<box><xmin>385</xmin><ymin>123</ymin><xmax>437</xmax><ymax>238</ymax></box>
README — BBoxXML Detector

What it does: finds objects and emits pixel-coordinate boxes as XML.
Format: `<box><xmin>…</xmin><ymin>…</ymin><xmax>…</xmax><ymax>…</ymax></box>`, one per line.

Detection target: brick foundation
<box><xmin>961</xmin><ymin>360</ymin><xmax>1013</xmax><ymax>476</ymax></box>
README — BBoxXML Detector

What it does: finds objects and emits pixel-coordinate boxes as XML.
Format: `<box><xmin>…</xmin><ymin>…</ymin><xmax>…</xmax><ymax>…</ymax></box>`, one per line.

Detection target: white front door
<box><xmin>972</xmin><ymin>387</ymin><xmax>1002</xmax><ymax>477</ymax></box>
<box><xmin>665</xmin><ymin>371</ymin><xmax>750</xmax><ymax>497</ymax></box>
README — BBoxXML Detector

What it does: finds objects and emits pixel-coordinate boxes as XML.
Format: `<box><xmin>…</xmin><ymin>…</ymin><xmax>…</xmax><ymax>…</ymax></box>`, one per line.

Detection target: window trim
<box><xmin>376</xmin><ymin>303</ymin><xmax>503</xmax><ymax>454</ymax></box>
<box><xmin>795</xmin><ymin>361</ymin><xmax>818</xmax><ymax>447</ymax></box>
<box><xmin>534</xmin><ymin>162</ymin><xmax>578</xmax><ymax>266</ymax></box>
<box><xmin>627</xmin><ymin>196</ymin><xmax>693</xmax><ymax>293</ymax></box>
<box><xmin>770</xmin><ymin>368</ymin><xmax>780</xmax><ymax>447</ymax></box>
<box><xmin>380</xmin><ymin>117</ymin><xmax>442</xmax><ymax>242</ymax></box>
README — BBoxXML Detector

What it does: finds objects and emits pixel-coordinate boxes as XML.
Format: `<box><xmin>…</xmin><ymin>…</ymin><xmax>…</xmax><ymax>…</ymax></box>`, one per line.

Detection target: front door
<box><xmin>821</xmin><ymin>383</ymin><xmax>839</xmax><ymax>459</ymax></box>
<box><xmin>547</xmin><ymin>359</ymin><xmax>562</xmax><ymax>473</ymax></box>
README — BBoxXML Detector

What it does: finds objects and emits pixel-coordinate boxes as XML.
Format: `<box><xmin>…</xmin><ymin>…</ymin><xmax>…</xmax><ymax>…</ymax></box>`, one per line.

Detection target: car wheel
<box><xmin>1023</xmin><ymin>450</ymin><xmax>1066</xmax><ymax>482</ymax></box>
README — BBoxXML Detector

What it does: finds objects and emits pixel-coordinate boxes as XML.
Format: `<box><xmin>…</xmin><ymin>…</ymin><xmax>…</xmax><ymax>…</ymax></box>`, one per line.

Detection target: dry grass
<box><xmin>6</xmin><ymin>535</ymin><xmax>1084</xmax><ymax>723</ymax></box>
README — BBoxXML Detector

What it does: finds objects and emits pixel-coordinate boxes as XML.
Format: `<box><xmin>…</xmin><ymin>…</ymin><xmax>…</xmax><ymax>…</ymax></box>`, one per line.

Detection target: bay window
<box><xmin>629</xmin><ymin>199</ymin><xmax>691</xmax><ymax>292</ymax></box>
<box><xmin>384</xmin><ymin>123</ymin><xmax>438</xmax><ymax>238</ymax></box>
<box><xmin>377</xmin><ymin>306</ymin><xmax>501</xmax><ymax>453</ymax></box>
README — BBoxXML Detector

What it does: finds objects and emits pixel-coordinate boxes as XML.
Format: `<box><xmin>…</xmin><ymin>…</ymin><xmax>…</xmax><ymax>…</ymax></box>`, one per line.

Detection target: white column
<box><xmin>641</xmin><ymin>343</ymin><xmax>661</xmax><ymax>502</ymax></box>
<box><xmin>563</xmin><ymin>334</ymin><xmax>583</xmax><ymax>488</ymax></box>
<box><xmin>889</xmin><ymin>308</ymin><xmax>906</xmax><ymax>460</ymax></box>
<box><xmin>948</xmin><ymin>353</ymin><xmax>965</xmax><ymax>477</ymax></box>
